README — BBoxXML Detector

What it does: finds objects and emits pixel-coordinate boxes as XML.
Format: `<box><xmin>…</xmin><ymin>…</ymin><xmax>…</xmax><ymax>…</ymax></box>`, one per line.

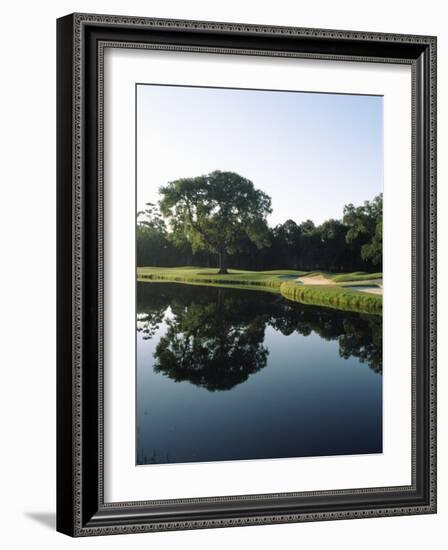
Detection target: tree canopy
<box><xmin>159</xmin><ymin>171</ymin><xmax>272</xmax><ymax>273</ymax></box>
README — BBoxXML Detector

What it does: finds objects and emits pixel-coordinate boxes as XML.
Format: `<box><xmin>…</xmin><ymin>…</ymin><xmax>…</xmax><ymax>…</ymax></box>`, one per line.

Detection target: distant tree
<box><xmin>298</xmin><ymin>219</ymin><xmax>316</xmax><ymax>235</ymax></box>
<box><xmin>360</xmin><ymin>219</ymin><xmax>382</xmax><ymax>265</ymax></box>
<box><xmin>343</xmin><ymin>194</ymin><xmax>383</xmax><ymax>267</ymax></box>
<box><xmin>136</xmin><ymin>203</ymin><xmax>170</xmax><ymax>267</ymax></box>
<box><xmin>297</xmin><ymin>220</ymin><xmax>321</xmax><ymax>269</ymax></box>
<box><xmin>278</xmin><ymin>219</ymin><xmax>302</xmax><ymax>246</ymax></box>
<box><xmin>271</xmin><ymin>220</ymin><xmax>302</xmax><ymax>268</ymax></box>
<box><xmin>159</xmin><ymin>171</ymin><xmax>272</xmax><ymax>274</ymax></box>
<box><xmin>137</xmin><ymin>202</ymin><xmax>167</xmax><ymax>233</ymax></box>
<box><xmin>317</xmin><ymin>219</ymin><xmax>351</xmax><ymax>272</ymax></box>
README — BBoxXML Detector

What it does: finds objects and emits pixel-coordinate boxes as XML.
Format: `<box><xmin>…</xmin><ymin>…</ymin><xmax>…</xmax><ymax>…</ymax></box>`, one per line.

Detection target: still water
<box><xmin>136</xmin><ymin>282</ymin><xmax>382</xmax><ymax>465</ymax></box>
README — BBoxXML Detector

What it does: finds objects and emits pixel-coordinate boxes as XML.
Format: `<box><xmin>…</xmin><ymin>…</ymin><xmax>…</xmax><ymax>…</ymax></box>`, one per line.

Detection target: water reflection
<box><xmin>137</xmin><ymin>283</ymin><xmax>382</xmax><ymax>392</ymax></box>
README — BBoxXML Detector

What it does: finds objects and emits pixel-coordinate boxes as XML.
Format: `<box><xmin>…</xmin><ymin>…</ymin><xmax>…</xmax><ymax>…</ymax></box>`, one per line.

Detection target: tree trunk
<box><xmin>217</xmin><ymin>250</ymin><xmax>228</xmax><ymax>274</ymax></box>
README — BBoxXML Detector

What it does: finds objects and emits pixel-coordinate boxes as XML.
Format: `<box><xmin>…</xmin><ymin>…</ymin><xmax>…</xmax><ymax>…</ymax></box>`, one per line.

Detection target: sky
<box><xmin>136</xmin><ymin>84</ymin><xmax>383</xmax><ymax>227</ymax></box>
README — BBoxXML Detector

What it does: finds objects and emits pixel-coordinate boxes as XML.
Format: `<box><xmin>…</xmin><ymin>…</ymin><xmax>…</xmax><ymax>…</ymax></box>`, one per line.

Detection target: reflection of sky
<box><xmin>137</xmin><ymin>84</ymin><xmax>383</xmax><ymax>226</ymax></box>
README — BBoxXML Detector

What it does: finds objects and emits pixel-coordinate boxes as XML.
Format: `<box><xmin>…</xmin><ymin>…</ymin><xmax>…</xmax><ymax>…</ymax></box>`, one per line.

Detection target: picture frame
<box><xmin>56</xmin><ymin>13</ymin><xmax>437</xmax><ymax>537</ymax></box>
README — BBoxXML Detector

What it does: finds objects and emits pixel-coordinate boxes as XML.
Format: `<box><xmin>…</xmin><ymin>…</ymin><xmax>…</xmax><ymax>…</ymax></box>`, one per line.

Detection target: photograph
<box><xmin>135</xmin><ymin>84</ymin><xmax>384</xmax><ymax>465</ymax></box>
<box><xmin>53</xmin><ymin>7</ymin><xmax>437</xmax><ymax>539</ymax></box>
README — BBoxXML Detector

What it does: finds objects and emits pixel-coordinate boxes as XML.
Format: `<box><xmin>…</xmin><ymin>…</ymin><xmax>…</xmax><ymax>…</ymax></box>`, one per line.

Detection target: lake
<box><xmin>136</xmin><ymin>282</ymin><xmax>382</xmax><ymax>465</ymax></box>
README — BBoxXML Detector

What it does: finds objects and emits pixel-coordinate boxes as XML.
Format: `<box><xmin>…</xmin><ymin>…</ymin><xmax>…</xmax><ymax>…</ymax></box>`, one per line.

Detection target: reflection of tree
<box><xmin>269</xmin><ymin>301</ymin><xmax>382</xmax><ymax>373</ymax></box>
<box><xmin>270</xmin><ymin>301</ymin><xmax>346</xmax><ymax>341</ymax></box>
<box><xmin>339</xmin><ymin>317</ymin><xmax>382</xmax><ymax>374</ymax></box>
<box><xmin>136</xmin><ymin>284</ymin><xmax>171</xmax><ymax>340</ymax></box>
<box><xmin>154</xmin><ymin>291</ymin><xmax>269</xmax><ymax>391</ymax></box>
<box><xmin>137</xmin><ymin>308</ymin><xmax>165</xmax><ymax>340</ymax></box>
<box><xmin>137</xmin><ymin>283</ymin><xmax>382</xmax><ymax>391</ymax></box>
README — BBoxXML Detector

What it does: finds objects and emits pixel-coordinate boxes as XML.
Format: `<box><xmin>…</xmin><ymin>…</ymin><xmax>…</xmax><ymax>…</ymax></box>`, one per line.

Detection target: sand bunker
<box><xmin>346</xmin><ymin>285</ymin><xmax>383</xmax><ymax>296</ymax></box>
<box><xmin>296</xmin><ymin>274</ymin><xmax>335</xmax><ymax>286</ymax></box>
<box><xmin>297</xmin><ymin>274</ymin><xmax>383</xmax><ymax>296</ymax></box>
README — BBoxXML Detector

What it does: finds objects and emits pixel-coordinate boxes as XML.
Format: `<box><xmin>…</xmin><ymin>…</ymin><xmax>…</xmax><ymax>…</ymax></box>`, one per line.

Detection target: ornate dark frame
<box><xmin>56</xmin><ymin>13</ymin><xmax>437</xmax><ymax>537</ymax></box>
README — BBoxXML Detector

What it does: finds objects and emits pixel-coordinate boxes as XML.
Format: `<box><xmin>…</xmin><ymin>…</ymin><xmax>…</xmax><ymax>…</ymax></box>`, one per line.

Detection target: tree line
<box><xmin>137</xmin><ymin>170</ymin><xmax>382</xmax><ymax>273</ymax></box>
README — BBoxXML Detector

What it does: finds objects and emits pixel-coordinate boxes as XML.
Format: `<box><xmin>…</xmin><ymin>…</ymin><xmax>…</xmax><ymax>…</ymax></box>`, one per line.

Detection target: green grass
<box><xmin>329</xmin><ymin>272</ymin><xmax>383</xmax><ymax>282</ymax></box>
<box><xmin>137</xmin><ymin>267</ymin><xmax>306</xmax><ymax>293</ymax></box>
<box><xmin>280</xmin><ymin>281</ymin><xmax>382</xmax><ymax>314</ymax></box>
<box><xmin>137</xmin><ymin>266</ymin><xmax>382</xmax><ymax>315</ymax></box>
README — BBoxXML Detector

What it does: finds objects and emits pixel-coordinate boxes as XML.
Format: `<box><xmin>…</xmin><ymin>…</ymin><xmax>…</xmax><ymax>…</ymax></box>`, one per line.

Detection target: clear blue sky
<box><xmin>137</xmin><ymin>84</ymin><xmax>383</xmax><ymax>226</ymax></box>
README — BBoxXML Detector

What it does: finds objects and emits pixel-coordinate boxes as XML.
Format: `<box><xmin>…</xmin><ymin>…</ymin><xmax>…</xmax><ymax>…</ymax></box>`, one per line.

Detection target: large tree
<box><xmin>159</xmin><ymin>171</ymin><xmax>272</xmax><ymax>274</ymax></box>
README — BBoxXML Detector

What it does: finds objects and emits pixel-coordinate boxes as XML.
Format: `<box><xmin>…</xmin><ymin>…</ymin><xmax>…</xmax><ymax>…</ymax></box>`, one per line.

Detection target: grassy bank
<box><xmin>137</xmin><ymin>267</ymin><xmax>382</xmax><ymax>315</ymax></box>
<box><xmin>280</xmin><ymin>281</ymin><xmax>382</xmax><ymax>314</ymax></box>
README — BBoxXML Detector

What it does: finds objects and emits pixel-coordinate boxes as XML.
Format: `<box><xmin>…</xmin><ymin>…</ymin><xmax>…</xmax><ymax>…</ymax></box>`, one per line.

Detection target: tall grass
<box><xmin>279</xmin><ymin>281</ymin><xmax>382</xmax><ymax>314</ymax></box>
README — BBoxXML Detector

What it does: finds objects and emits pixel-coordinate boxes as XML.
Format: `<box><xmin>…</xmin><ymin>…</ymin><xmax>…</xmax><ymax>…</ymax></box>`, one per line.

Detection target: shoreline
<box><xmin>137</xmin><ymin>267</ymin><xmax>382</xmax><ymax>316</ymax></box>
